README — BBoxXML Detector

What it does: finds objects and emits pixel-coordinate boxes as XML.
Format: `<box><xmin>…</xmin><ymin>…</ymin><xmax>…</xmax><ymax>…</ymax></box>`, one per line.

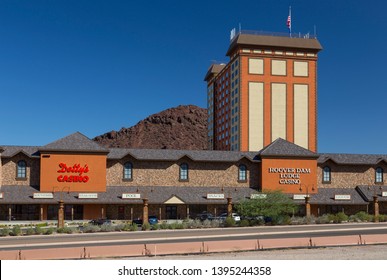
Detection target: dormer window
<box><xmin>179</xmin><ymin>163</ymin><xmax>189</xmax><ymax>181</ymax></box>
<box><xmin>322</xmin><ymin>166</ymin><xmax>331</xmax><ymax>183</ymax></box>
<box><xmin>123</xmin><ymin>162</ymin><xmax>133</xmax><ymax>180</ymax></box>
<box><xmin>17</xmin><ymin>160</ymin><xmax>27</xmax><ymax>179</ymax></box>
<box><xmin>375</xmin><ymin>167</ymin><xmax>383</xmax><ymax>184</ymax></box>
<box><xmin>238</xmin><ymin>164</ymin><xmax>247</xmax><ymax>182</ymax></box>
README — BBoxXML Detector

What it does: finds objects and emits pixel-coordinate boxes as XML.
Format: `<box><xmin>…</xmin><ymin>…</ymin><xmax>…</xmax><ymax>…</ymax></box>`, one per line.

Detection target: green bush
<box><xmin>334</xmin><ymin>212</ymin><xmax>348</xmax><ymax>223</ymax></box>
<box><xmin>354</xmin><ymin>211</ymin><xmax>372</xmax><ymax>222</ymax></box>
<box><xmin>270</xmin><ymin>215</ymin><xmax>291</xmax><ymax>225</ymax></box>
<box><xmin>202</xmin><ymin>219</ymin><xmax>212</xmax><ymax>228</ymax></box>
<box><xmin>159</xmin><ymin>222</ymin><xmax>170</xmax><ymax>230</ymax></box>
<box><xmin>100</xmin><ymin>224</ymin><xmax>114</xmax><ymax>232</ymax></box>
<box><xmin>316</xmin><ymin>214</ymin><xmax>331</xmax><ymax>224</ymax></box>
<box><xmin>224</xmin><ymin>216</ymin><xmax>236</xmax><ymax>227</ymax></box>
<box><xmin>26</xmin><ymin>227</ymin><xmax>35</xmax><ymax>236</ymax></box>
<box><xmin>186</xmin><ymin>219</ymin><xmax>202</xmax><ymax>229</ymax></box>
<box><xmin>151</xmin><ymin>224</ymin><xmax>160</xmax><ymax>230</ymax></box>
<box><xmin>114</xmin><ymin>224</ymin><xmax>125</xmax><ymax>231</ymax></box>
<box><xmin>44</xmin><ymin>228</ymin><xmax>54</xmax><ymax>235</ymax></box>
<box><xmin>142</xmin><ymin>223</ymin><xmax>151</xmax><ymax>231</ymax></box>
<box><xmin>379</xmin><ymin>214</ymin><xmax>387</xmax><ymax>222</ymax></box>
<box><xmin>0</xmin><ymin>228</ymin><xmax>10</xmax><ymax>237</ymax></box>
<box><xmin>82</xmin><ymin>225</ymin><xmax>100</xmax><ymax>233</ymax></box>
<box><xmin>10</xmin><ymin>225</ymin><xmax>22</xmax><ymax>236</ymax></box>
<box><xmin>34</xmin><ymin>226</ymin><xmax>43</xmax><ymax>235</ymax></box>
<box><xmin>210</xmin><ymin>219</ymin><xmax>221</xmax><ymax>228</ymax></box>
<box><xmin>239</xmin><ymin>219</ymin><xmax>250</xmax><ymax>227</ymax></box>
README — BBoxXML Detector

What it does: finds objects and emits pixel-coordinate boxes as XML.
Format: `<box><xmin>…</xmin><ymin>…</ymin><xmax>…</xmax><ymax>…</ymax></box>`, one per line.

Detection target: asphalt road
<box><xmin>1</xmin><ymin>223</ymin><xmax>387</xmax><ymax>251</ymax></box>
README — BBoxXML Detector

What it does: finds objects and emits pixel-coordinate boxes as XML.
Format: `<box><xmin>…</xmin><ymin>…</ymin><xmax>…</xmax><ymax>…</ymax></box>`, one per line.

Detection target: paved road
<box><xmin>1</xmin><ymin>223</ymin><xmax>386</xmax><ymax>251</ymax></box>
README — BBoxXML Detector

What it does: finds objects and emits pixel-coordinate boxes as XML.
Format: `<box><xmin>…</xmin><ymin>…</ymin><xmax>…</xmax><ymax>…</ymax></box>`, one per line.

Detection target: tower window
<box><xmin>123</xmin><ymin>162</ymin><xmax>133</xmax><ymax>180</ymax></box>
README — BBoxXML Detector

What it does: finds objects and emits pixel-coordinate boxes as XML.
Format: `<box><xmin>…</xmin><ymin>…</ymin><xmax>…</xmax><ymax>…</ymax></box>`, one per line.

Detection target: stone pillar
<box><xmin>8</xmin><ymin>206</ymin><xmax>12</xmax><ymax>222</ymax></box>
<box><xmin>373</xmin><ymin>196</ymin><xmax>379</xmax><ymax>223</ymax></box>
<box><xmin>305</xmin><ymin>196</ymin><xmax>311</xmax><ymax>218</ymax></box>
<box><xmin>227</xmin><ymin>197</ymin><xmax>233</xmax><ymax>216</ymax></box>
<box><xmin>71</xmin><ymin>206</ymin><xmax>74</xmax><ymax>221</ymax></box>
<box><xmin>186</xmin><ymin>205</ymin><xmax>190</xmax><ymax>219</ymax></box>
<box><xmin>142</xmin><ymin>198</ymin><xmax>149</xmax><ymax>225</ymax></box>
<box><xmin>58</xmin><ymin>200</ymin><xmax>65</xmax><ymax>229</ymax></box>
<box><xmin>101</xmin><ymin>206</ymin><xmax>105</xmax><ymax>219</ymax></box>
<box><xmin>40</xmin><ymin>206</ymin><xmax>44</xmax><ymax>221</ymax></box>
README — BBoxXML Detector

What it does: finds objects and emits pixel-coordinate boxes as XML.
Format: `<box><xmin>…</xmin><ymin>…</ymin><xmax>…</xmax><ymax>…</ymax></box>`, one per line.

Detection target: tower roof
<box><xmin>226</xmin><ymin>32</ymin><xmax>323</xmax><ymax>56</ymax></box>
<box><xmin>204</xmin><ymin>63</ymin><xmax>226</xmax><ymax>82</ymax></box>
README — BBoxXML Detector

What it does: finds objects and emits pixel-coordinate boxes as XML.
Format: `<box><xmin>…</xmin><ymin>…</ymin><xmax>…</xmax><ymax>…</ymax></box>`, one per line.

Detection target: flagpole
<box><xmin>289</xmin><ymin>6</ymin><xmax>292</xmax><ymax>37</ymax></box>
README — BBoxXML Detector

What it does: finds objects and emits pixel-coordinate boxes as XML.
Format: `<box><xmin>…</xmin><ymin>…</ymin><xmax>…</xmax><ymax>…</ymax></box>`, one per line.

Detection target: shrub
<box><xmin>316</xmin><ymin>214</ymin><xmax>331</xmax><ymax>224</ymax></box>
<box><xmin>114</xmin><ymin>224</ymin><xmax>126</xmax><ymax>231</ymax></box>
<box><xmin>151</xmin><ymin>224</ymin><xmax>160</xmax><ymax>230</ymax></box>
<box><xmin>186</xmin><ymin>219</ymin><xmax>202</xmax><ymax>229</ymax></box>
<box><xmin>57</xmin><ymin>227</ymin><xmax>76</xmax><ymax>234</ymax></box>
<box><xmin>379</xmin><ymin>214</ymin><xmax>387</xmax><ymax>222</ymax></box>
<box><xmin>142</xmin><ymin>223</ymin><xmax>150</xmax><ymax>231</ymax></box>
<box><xmin>210</xmin><ymin>219</ymin><xmax>221</xmax><ymax>228</ymax></box>
<box><xmin>354</xmin><ymin>211</ymin><xmax>372</xmax><ymax>222</ymax></box>
<box><xmin>239</xmin><ymin>219</ymin><xmax>250</xmax><ymax>227</ymax></box>
<box><xmin>82</xmin><ymin>225</ymin><xmax>100</xmax><ymax>233</ymax></box>
<box><xmin>0</xmin><ymin>228</ymin><xmax>10</xmax><ymax>237</ymax></box>
<box><xmin>34</xmin><ymin>226</ymin><xmax>43</xmax><ymax>235</ymax></box>
<box><xmin>335</xmin><ymin>212</ymin><xmax>348</xmax><ymax>223</ymax></box>
<box><xmin>224</xmin><ymin>216</ymin><xmax>236</xmax><ymax>227</ymax></box>
<box><xmin>202</xmin><ymin>219</ymin><xmax>212</xmax><ymax>228</ymax></box>
<box><xmin>44</xmin><ymin>228</ymin><xmax>54</xmax><ymax>235</ymax></box>
<box><xmin>159</xmin><ymin>222</ymin><xmax>170</xmax><ymax>230</ymax></box>
<box><xmin>10</xmin><ymin>225</ymin><xmax>22</xmax><ymax>236</ymax></box>
<box><xmin>100</xmin><ymin>224</ymin><xmax>115</xmax><ymax>232</ymax></box>
<box><xmin>26</xmin><ymin>227</ymin><xmax>35</xmax><ymax>236</ymax></box>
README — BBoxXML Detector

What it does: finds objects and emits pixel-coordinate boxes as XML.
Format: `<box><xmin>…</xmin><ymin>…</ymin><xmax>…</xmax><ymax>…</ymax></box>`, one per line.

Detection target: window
<box><xmin>179</xmin><ymin>163</ymin><xmax>189</xmax><ymax>181</ymax></box>
<box><xmin>16</xmin><ymin>160</ymin><xmax>27</xmax><ymax>179</ymax></box>
<box><xmin>238</xmin><ymin>164</ymin><xmax>247</xmax><ymax>181</ymax></box>
<box><xmin>375</xmin><ymin>167</ymin><xmax>383</xmax><ymax>183</ymax></box>
<box><xmin>123</xmin><ymin>162</ymin><xmax>133</xmax><ymax>180</ymax></box>
<box><xmin>322</xmin><ymin>166</ymin><xmax>331</xmax><ymax>183</ymax></box>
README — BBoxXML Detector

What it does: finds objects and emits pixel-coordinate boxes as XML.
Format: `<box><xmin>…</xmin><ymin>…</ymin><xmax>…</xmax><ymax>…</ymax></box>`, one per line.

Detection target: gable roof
<box><xmin>318</xmin><ymin>153</ymin><xmax>387</xmax><ymax>165</ymax></box>
<box><xmin>107</xmin><ymin>148</ymin><xmax>260</xmax><ymax>163</ymax></box>
<box><xmin>259</xmin><ymin>138</ymin><xmax>318</xmax><ymax>158</ymax></box>
<box><xmin>39</xmin><ymin>132</ymin><xmax>109</xmax><ymax>154</ymax></box>
<box><xmin>1</xmin><ymin>146</ymin><xmax>40</xmax><ymax>158</ymax></box>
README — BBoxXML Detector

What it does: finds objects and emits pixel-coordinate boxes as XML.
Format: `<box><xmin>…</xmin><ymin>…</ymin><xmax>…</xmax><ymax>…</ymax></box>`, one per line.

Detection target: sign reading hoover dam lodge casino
<box><xmin>268</xmin><ymin>167</ymin><xmax>311</xmax><ymax>185</ymax></box>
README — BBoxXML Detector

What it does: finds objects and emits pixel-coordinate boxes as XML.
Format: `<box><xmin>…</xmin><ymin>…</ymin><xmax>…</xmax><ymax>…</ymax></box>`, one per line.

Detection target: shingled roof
<box><xmin>1</xmin><ymin>146</ymin><xmax>40</xmax><ymax>158</ymax></box>
<box><xmin>204</xmin><ymin>63</ymin><xmax>226</xmax><ymax>81</ymax></box>
<box><xmin>39</xmin><ymin>132</ymin><xmax>109</xmax><ymax>154</ymax></box>
<box><xmin>0</xmin><ymin>186</ymin><xmax>259</xmax><ymax>205</ymax></box>
<box><xmin>318</xmin><ymin>153</ymin><xmax>387</xmax><ymax>165</ymax></box>
<box><xmin>108</xmin><ymin>148</ymin><xmax>260</xmax><ymax>162</ymax></box>
<box><xmin>259</xmin><ymin>138</ymin><xmax>318</xmax><ymax>158</ymax></box>
<box><xmin>309</xmin><ymin>188</ymin><xmax>368</xmax><ymax>205</ymax></box>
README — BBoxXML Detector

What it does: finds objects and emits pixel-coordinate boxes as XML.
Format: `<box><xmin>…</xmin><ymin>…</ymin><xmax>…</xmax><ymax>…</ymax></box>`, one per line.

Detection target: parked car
<box><xmin>197</xmin><ymin>212</ymin><xmax>215</xmax><ymax>221</ymax></box>
<box><xmin>218</xmin><ymin>212</ymin><xmax>241</xmax><ymax>222</ymax></box>
<box><xmin>132</xmin><ymin>215</ymin><xmax>159</xmax><ymax>226</ymax></box>
<box><xmin>89</xmin><ymin>219</ymin><xmax>112</xmax><ymax>226</ymax></box>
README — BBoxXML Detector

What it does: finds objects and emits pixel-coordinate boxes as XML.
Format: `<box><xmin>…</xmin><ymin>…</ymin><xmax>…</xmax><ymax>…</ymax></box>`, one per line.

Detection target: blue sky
<box><xmin>0</xmin><ymin>0</ymin><xmax>386</xmax><ymax>154</ymax></box>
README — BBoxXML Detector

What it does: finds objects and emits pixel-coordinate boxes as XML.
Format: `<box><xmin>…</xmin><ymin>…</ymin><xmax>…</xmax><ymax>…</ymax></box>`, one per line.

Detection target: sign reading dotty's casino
<box><xmin>57</xmin><ymin>163</ymin><xmax>90</xmax><ymax>183</ymax></box>
<box><xmin>261</xmin><ymin>158</ymin><xmax>317</xmax><ymax>194</ymax></box>
<box><xmin>40</xmin><ymin>154</ymin><xmax>107</xmax><ymax>192</ymax></box>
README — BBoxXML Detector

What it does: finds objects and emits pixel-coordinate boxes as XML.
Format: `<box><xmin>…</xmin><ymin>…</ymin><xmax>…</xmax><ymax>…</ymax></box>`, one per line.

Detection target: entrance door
<box><xmin>166</xmin><ymin>206</ymin><xmax>177</xmax><ymax>219</ymax></box>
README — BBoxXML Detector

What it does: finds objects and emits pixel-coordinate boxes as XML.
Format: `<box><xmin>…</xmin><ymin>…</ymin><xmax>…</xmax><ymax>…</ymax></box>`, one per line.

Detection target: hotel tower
<box><xmin>205</xmin><ymin>31</ymin><xmax>322</xmax><ymax>152</ymax></box>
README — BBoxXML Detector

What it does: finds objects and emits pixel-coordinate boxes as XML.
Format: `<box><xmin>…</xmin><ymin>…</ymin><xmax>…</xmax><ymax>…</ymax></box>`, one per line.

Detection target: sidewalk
<box><xmin>1</xmin><ymin>232</ymin><xmax>387</xmax><ymax>260</ymax></box>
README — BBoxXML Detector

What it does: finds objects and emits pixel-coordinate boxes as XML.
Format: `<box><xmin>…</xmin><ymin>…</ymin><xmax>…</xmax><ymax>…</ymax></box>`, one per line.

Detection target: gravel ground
<box><xmin>128</xmin><ymin>244</ymin><xmax>387</xmax><ymax>260</ymax></box>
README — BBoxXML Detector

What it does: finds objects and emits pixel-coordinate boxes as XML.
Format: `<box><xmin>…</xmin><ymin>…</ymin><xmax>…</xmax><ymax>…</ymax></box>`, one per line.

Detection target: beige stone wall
<box><xmin>0</xmin><ymin>154</ymin><xmax>2</xmax><ymax>188</ymax></box>
<box><xmin>107</xmin><ymin>157</ymin><xmax>260</xmax><ymax>188</ymax></box>
<box><xmin>317</xmin><ymin>163</ymin><xmax>387</xmax><ymax>188</ymax></box>
<box><xmin>1</xmin><ymin>155</ymin><xmax>40</xmax><ymax>186</ymax></box>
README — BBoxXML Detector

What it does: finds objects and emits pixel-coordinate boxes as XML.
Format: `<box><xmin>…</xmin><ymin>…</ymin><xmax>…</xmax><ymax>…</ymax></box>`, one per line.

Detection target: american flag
<box><xmin>286</xmin><ymin>14</ymin><xmax>291</xmax><ymax>30</ymax></box>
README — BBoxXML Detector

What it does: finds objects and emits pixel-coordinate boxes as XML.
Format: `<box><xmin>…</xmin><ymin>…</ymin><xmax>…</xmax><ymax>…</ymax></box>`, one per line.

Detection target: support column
<box><xmin>186</xmin><ymin>205</ymin><xmax>190</xmax><ymax>219</ymax></box>
<box><xmin>8</xmin><ymin>206</ymin><xmax>12</xmax><ymax>221</ymax></box>
<box><xmin>58</xmin><ymin>200</ymin><xmax>65</xmax><ymax>229</ymax></box>
<box><xmin>227</xmin><ymin>197</ymin><xmax>233</xmax><ymax>216</ymax></box>
<box><xmin>373</xmin><ymin>196</ymin><xmax>379</xmax><ymax>223</ymax></box>
<box><xmin>40</xmin><ymin>206</ymin><xmax>44</xmax><ymax>221</ymax></box>
<box><xmin>71</xmin><ymin>206</ymin><xmax>74</xmax><ymax>221</ymax></box>
<box><xmin>305</xmin><ymin>196</ymin><xmax>311</xmax><ymax>218</ymax></box>
<box><xmin>142</xmin><ymin>198</ymin><xmax>149</xmax><ymax>225</ymax></box>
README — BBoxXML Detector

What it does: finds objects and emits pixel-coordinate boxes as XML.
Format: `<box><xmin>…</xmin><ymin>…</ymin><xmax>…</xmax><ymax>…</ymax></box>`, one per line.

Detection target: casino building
<box><xmin>0</xmin><ymin>31</ymin><xmax>386</xmax><ymax>221</ymax></box>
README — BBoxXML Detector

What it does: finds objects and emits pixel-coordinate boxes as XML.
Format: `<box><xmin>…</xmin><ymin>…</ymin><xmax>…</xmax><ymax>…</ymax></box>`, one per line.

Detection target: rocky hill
<box><xmin>93</xmin><ymin>105</ymin><xmax>208</xmax><ymax>150</ymax></box>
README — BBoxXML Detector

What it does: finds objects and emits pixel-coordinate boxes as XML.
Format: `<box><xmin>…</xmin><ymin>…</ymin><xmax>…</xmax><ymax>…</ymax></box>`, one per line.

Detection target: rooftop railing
<box><xmin>231</xmin><ymin>29</ymin><xmax>317</xmax><ymax>41</ymax></box>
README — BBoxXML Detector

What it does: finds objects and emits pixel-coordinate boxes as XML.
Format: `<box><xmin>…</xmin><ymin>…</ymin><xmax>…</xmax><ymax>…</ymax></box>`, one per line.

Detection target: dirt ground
<box><xmin>128</xmin><ymin>244</ymin><xmax>387</xmax><ymax>260</ymax></box>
